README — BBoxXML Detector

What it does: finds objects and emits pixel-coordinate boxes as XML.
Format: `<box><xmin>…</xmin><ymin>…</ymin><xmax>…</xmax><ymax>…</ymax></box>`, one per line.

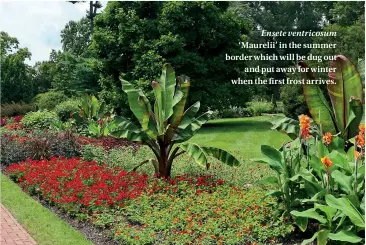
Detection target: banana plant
<box><xmin>72</xmin><ymin>93</ymin><xmax>105</xmax><ymax>123</ymax></box>
<box><xmin>299</xmin><ymin>55</ymin><xmax>364</xmax><ymax>140</ymax></box>
<box><xmin>108</xmin><ymin>64</ymin><xmax>239</xmax><ymax>178</ymax></box>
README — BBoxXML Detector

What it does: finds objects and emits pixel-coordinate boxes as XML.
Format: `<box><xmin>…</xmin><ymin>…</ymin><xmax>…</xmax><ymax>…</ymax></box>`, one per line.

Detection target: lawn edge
<box><xmin>1</xmin><ymin>173</ymin><xmax>93</xmax><ymax>245</ymax></box>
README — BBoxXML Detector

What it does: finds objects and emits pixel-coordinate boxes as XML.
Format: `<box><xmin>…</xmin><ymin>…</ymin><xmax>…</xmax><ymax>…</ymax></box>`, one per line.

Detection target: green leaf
<box><xmin>260</xmin><ymin>145</ymin><xmax>283</xmax><ymax>173</ymax></box>
<box><xmin>173</xmin><ymin>111</ymin><xmax>212</xmax><ymax>143</ymax></box>
<box><xmin>179</xmin><ymin>101</ymin><xmax>201</xmax><ymax>129</ymax></box>
<box><xmin>108</xmin><ymin>116</ymin><xmax>147</xmax><ymax>141</ymax></box>
<box><xmin>331</xmin><ymin>170</ymin><xmax>353</xmax><ymax>195</ymax></box>
<box><xmin>179</xmin><ymin>142</ymin><xmax>240</xmax><ymax>169</ymax></box>
<box><xmin>328</xmin><ymin>230</ymin><xmax>362</xmax><ymax>243</ymax></box>
<box><xmin>345</xmin><ymin>98</ymin><xmax>363</xmax><ymax>139</ymax></box>
<box><xmin>122</xmin><ymin>79</ymin><xmax>147</xmax><ymax>124</ymax></box>
<box><xmin>325</xmin><ymin>194</ymin><xmax>364</xmax><ymax>227</ymax></box>
<box><xmin>169</xmin><ymin>75</ymin><xmax>191</xmax><ymax>129</ymax></box>
<box><xmin>317</xmin><ymin>229</ymin><xmax>330</xmax><ymax>245</ymax></box>
<box><xmin>293</xmin><ymin>215</ymin><xmax>308</xmax><ymax>232</ymax></box>
<box><xmin>328</xmin><ymin>136</ymin><xmax>345</xmax><ymax>153</ymax></box>
<box><xmin>318</xmin><ymin>141</ymin><xmax>329</xmax><ymax>158</ymax></box>
<box><xmin>314</xmin><ymin>203</ymin><xmax>337</xmax><ymax>222</ymax></box>
<box><xmin>327</xmin><ymin>151</ymin><xmax>352</xmax><ymax>174</ymax></box>
<box><xmin>299</xmin><ymin>61</ymin><xmax>337</xmax><ymax>134</ymax></box>
<box><xmin>152</xmin><ymin>80</ymin><xmax>164</xmax><ymax>134</ymax></box>
<box><xmin>270</xmin><ymin>115</ymin><xmax>300</xmax><ymax>140</ymax></box>
<box><xmin>328</xmin><ymin>55</ymin><xmax>363</xmax><ymax>134</ymax></box>
<box><xmin>291</xmin><ymin>208</ymin><xmax>327</xmax><ymax>224</ymax></box>
<box><xmin>158</xmin><ymin>63</ymin><xmax>176</xmax><ymax>121</ymax></box>
<box><xmin>302</xmin><ymin>231</ymin><xmax>318</xmax><ymax>245</ymax></box>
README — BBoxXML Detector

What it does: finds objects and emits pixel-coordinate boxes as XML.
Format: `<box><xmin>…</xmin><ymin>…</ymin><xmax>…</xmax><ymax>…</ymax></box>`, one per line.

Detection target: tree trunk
<box><xmin>157</xmin><ymin>141</ymin><xmax>171</xmax><ymax>178</ymax></box>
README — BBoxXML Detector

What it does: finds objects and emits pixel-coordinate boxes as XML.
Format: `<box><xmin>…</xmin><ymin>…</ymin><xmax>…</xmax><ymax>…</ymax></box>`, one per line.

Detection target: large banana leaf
<box><xmin>108</xmin><ymin>116</ymin><xmax>148</xmax><ymax>141</ymax></box>
<box><xmin>172</xmin><ymin>111</ymin><xmax>212</xmax><ymax>143</ymax></box>
<box><xmin>344</xmin><ymin>98</ymin><xmax>363</xmax><ymax>139</ymax></box>
<box><xmin>179</xmin><ymin>142</ymin><xmax>240</xmax><ymax>169</ymax></box>
<box><xmin>328</xmin><ymin>55</ymin><xmax>363</xmax><ymax>135</ymax></box>
<box><xmin>270</xmin><ymin>115</ymin><xmax>299</xmax><ymax>140</ymax></box>
<box><xmin>299</xmin><ymin>61</ymin><xmax>337</xmax><ymax>134</ymax></box>
<box><xmin>179</xmin><ymin>101</ymin><xmax>201</xmax><ymax>129</ymax></box>
<box><xmin>122</xmin><ymin>79</ymin><xmax>151</xmax><ymax>126</ymax></box>
<box><xmin>169</xmin><ymin>75</ymin><xmax>191</xmax><ymax>129</ymax></box>
<box><xmin>158</xmin><ymin>64</ymin><xmax>176</xmax><ymax>121</ymax></box>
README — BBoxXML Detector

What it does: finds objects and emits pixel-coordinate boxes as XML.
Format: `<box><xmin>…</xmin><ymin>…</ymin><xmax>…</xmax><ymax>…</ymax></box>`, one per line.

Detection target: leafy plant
<box><xmin>291</xmin><ymin>194</ymin><xmax>364</xmax><ymax>245</ymax></box>
<box><xmin>109</xmin><ymin>64</ymin><xmax>240</xmax><ymax>177</ymax></box>
<box><xmin>247</xmin><ymin>100</ymin><xmax>275</xmax><ymax>116</ymax></box>
<box><xmin>21</xmin><ymin>110</ymin><xmax>60</xmax><ymax>129</ymax></box>
<box><xmin>299</xmin><ymin>55</ymin><xmax>364</xmax><ymax>140</ymax></box>
<box><xmin>0</xmin><ymin>102</ymin><xmax>35</xmax><ymax>117</ymax></box>
<box><xmin>54</xmin><ymin>98</ymin><xmax>80</xmax><ymax>121</ymax></box>
<box><xmin>34</xmin><ymin>90</ymin><xmax>68</xmax><ymax>110</ymax></box>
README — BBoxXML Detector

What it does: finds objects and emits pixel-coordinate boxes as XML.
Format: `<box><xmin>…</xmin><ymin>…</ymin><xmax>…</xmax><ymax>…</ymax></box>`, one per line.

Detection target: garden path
<box><xmin>0</xmin><ymin>204</ymin><xmax>37</xmax><ymax>245</ymax></box>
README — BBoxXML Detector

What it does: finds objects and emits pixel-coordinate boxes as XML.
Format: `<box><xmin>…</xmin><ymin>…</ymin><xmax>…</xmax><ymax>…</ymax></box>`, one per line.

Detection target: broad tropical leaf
<box><xmin>291</xmin><ymin>208</ymin><xmax>327</xmax><ymax>224</ymax></box>
<box><xmin>173</xmin><ymin>111</ymin><xmax>212</xmax><ymax>142</ymax></box>
<box><xmin>328</xmin><ymin>55</ymin><xmax>363</xmax><ymax>134</ymax></box>
<box><xmin>344</xmin><ymin>98</ymin><xmax>363</xmax><ymax>139</ymax></box>
<box><xmin>325</xmin><ymin>195</ymin><xmax>364</xmax><ymax>227</ymax></box>
<box><xmin>108</xmin><ymin>116</ymin><xmax>147</xmax><ymax>141</ymax></box>
<box><xmin>257</xmin><ymin>145</ymin><xmax>283</xmax><ymax>173</ymax></box>
<box><xmin>169</xmin><ymin>75</ymin><xmax>191</xmax><ymax>129</ymax></box>
<box><xmin>331</xmin><ymin>170</ymin><xmax>353</xmax><ymax>195</ymax></box>
<box><xmin>270</xmin><ymin>115</ymin><xmax>299</xmax><ymax>140</ymax></box>
<box><xmin>179</xmin><ymin>142</ymin><xmax>240</xmax><ymax>169</ymax></box>
<box><xmin>299</xmin><ymin>61</ymin><xmax>337</xmax><ymax>134</ymax></box>
<box><xmin>122</xmin><ymin>79</ymin><xmax>149</xmax><ymax>125</ymax></box>
<box><xmin>179</xmin><ymin>101</ymin><xmax>201</xmax><ymax>129</ymax></box>
<box><xmin>328</xmin><ymin>231</ymin><xmax>362</xmax><ymax>243</ymax></box>
<box><xmin>159</xmin><ymin>64</ymin><xmax>176</xmax><ymax>121</ymax></box>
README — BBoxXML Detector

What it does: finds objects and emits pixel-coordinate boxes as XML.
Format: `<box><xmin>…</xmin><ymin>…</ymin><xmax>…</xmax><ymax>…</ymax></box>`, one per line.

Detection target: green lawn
<box><xmin>191</xmin><ymin>116</ymin><xmax>290</xmax><ymax>158</ymax></box>
<box><xmin>1</xmin><ymin>174</ymin><xmax>92</xmax><ymax>245</ymax></box>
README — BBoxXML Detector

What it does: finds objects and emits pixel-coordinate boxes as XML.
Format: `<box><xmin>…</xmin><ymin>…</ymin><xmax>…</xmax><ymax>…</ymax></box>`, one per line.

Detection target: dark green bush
<box><xmin>21</xmin><ymin>110</ymin><xmax>60</xmax><ymax>129</ymax></box>
<box><xmin>54</xmin><ymin>99</ymin><xmax>80</xmax><ymax>121</ymax></box>
<box><xmin>34</xmin><ymin>91</ymin><xmax>68</xmax><ymax>110</ymax></box>
<box><xmin>280</xmin><ymin>84</ymin><xmax>309</xmax><ymax>119</ymax></box>
<box><xmin>0</xmin><ymin>103</ymin><xmax>35</xmax><ymax>116</ymax></box>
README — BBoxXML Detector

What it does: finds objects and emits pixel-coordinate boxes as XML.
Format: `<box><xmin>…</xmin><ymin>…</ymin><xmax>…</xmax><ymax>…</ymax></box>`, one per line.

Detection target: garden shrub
<box><xmin>34</xmin><ymin>91</ymin><xmax>68</xmax><ymax>110</ymax></box>
<box><xmin>1</xmin><ymin>102</ymin><xmax>35</xmax><ymax>117</ymax></box>
<box><xmin>54</xmin><ymin>99</ymin><xmax>80</xmax><ymax>121</ymax></box>
<box><xmin>21</xmin><ymin>110</ymin><xmax>60</xmax><ymax>129</ymax></box>
<box><xmin>246</xmin><ymin>101</ymin><xmax>275</xmax><ymax>116</ymax></box>
<box><xmin>1</xmin><ymin>131</ymin><xmax>81</xmax><ymax>166</ymax></box>
<box><xmin>217</xmin><ymin>106</ymin><xmax>253</xmax><ymax>119</ymax></box>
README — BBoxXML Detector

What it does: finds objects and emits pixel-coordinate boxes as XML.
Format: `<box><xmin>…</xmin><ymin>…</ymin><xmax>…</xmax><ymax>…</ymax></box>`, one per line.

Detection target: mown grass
<box><xmin>0</xmin><ymin>174</ymin><xmax>92</xmax><ymax>245</ymax></box>
<box><xmin>190</xmin><ymin>116</ymin><xmax>290</xmax><ymax>158</ymax></box>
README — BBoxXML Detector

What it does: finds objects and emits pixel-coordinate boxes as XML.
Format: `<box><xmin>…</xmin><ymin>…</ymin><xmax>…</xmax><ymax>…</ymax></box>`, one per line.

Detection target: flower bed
<box><xmin>7</xmin><ymin>157</ymin><xmax>149</xmax><ymax>210</ymax></box>
<box><xmin>6</xmin><ymin>158</ymin><xmax>294</xmax><ymax>244</ymax></box>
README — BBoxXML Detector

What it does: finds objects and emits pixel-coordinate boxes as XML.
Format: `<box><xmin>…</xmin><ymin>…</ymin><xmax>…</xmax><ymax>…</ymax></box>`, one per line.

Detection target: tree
<box><xmin>1</xmin><ymin>32</ymin><xmax>35</xmax><ymax>103</ymax></box>
<box><xmin>89</xmin><ymin>2</ymin><xmax>254</xmax><ymax>113</ymax></box>
<box><xmin>61</xmin><ymin>17</ymin><xmax>91</xmax><ymax>56</ymax></box>
<box><xmin>51</xmin><ymin>52</ymin><xmax>100</xmax><ymax>96</ymax></box>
